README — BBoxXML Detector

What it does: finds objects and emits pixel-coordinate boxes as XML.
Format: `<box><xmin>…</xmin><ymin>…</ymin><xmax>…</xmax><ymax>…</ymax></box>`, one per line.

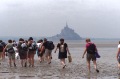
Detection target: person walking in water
<box><xmin>17</xmin><ymin>38</ymin><xmax>28</xmax><ymax>67</ymax></box>
<box><xmin>54</xmin><ymin>38</ymin><xmax>70</xmax><ymax>69</ymax></box>
<box><xmin>117</xmin><ymin>41</ymin><xmax>120</xmax><ymax>69</ymax></box>
<box><xmin>0</xmin><ymin>40</ymin><xmax>4</xmax><ymax>64</ymax></box>
<box><xmin>36</xmin><ymin>39</ymin><xmax>43</xmax><ymax>63</ymax></box>
<box><xmin>0</xmin><ymin>40</ymin><xmax>6</xmax><ymax>59</ymax></box>
<box><xmin>41</xmin><ymin>38</ymin><xmax>54</xmax><ymax>64</ymax></box>
<box><xmin>82</xmin><ymin>38</ymin><xmax>99</xmax><ymax>73</ymax></box>
<box><xmin>28</xmin><ymin>37</ymin><xmax>37</xmax><ymax>67</ymax></box>
<box><xmin>3</xmin><ymin>39</ymin><xmax>16</xmax><ymax>67</ymax></box>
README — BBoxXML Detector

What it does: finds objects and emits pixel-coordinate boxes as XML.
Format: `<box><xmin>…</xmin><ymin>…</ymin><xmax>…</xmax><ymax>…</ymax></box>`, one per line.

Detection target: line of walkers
<box><xmin>0</xmin><ymin>37</ymin><xmax>105</xmax><ymax>73</ymax></box>
<box><xmin>0</xmin><ymin>37</ymin><xmax>71</xmax><ymax>69</ymax></box>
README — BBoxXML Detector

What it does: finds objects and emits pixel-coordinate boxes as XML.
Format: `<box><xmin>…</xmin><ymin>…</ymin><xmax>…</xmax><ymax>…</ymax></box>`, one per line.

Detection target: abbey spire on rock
<box><xmin>49</xmin><ymin>23</ymin><xmax>82</xmax><ymax>40</ymax></box>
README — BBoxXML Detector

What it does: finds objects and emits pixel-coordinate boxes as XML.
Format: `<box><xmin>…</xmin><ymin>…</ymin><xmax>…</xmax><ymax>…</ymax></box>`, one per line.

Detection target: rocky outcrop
<box><xmin>49</xmin><ymin>23</ymin><xmax>82</xmax><ymax>40</ymax></box>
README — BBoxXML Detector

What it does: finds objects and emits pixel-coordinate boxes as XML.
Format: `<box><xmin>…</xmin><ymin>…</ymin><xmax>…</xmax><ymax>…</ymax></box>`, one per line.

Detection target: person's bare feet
<box><xmin>63</xmin><ymin>65</ymin><xmax>66</xmax><ymax>69</ymax></box>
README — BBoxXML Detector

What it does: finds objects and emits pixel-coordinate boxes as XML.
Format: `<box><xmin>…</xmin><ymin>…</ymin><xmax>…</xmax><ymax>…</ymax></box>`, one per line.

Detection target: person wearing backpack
<box><xmin>41</xmin><ymin>38</ymin><xmax>54</xmax><ymax>64</ymax></box>
<box><xmin>54</xmin><ymin>38</ymin><xmax>70</xmax><ymax>69</ymax></box>
<box><xmin>28</xmin><ymin>37</ymin><xmax>37</xmax><ymax>67</ymax></box>
<box><xmin>17</xmin><ymin>38</ymin><xmax>28</xmax><ymax>67</ymax></box>
<box><xmin>3</xmin><ymin>39</ymin><xmax>16</xmax><ymax>67</ymax></box>
<box><xmin>37</xmin><ymin>39</ymin><xmax>43</xmax><ymax>63</ymax></box>
<box><xmin>82</xmin><ymin>38</ymin><xmax>99</xmax><ymax>73</ymax></box>
<box><xmin>0</xmin><ymin>40</ymin><xmax>4</xmax><ymax>64</ymax></box>
<box><xmin>0</xmin><ymin>40</ymin><xmax>6</xmax><ymax>59</ymax></box>
<box><xmin>116</xmin><ymin>41</ymin><xmax>120</xmax><ymax>69</ymax></box>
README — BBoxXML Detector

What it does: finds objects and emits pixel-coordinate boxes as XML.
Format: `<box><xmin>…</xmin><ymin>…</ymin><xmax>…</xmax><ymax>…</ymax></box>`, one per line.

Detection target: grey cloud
<box><xmin>0</xmin><ymin>0</ymin><xmax>120</xmax><ymax>38</ymax></box>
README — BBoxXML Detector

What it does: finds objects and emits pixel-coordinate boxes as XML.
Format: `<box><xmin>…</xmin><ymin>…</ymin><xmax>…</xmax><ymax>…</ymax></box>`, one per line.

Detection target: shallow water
<box><xmin>0</xmin><ymin>40</ymin><xmax>120</xmax><ymax>79</ymax></box>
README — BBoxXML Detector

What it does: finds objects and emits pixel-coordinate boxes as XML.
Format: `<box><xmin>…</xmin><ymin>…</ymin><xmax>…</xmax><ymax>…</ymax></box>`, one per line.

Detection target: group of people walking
<box><xmin>0</xmin><ymin>37</ymin><xmax>71</xmax><ymax>69</ymax></box>
<box><xmin>4</xmin><ymin>37</ymin><xmax>120</xmax><ymax>73</ymax></box>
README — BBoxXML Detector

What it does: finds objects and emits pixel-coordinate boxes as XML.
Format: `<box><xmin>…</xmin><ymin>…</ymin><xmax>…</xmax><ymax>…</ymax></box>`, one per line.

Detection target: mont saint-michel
<box><xmin>49</xmin><ymin>23</ymin><xmax>82</xmax><ymax>40</ymax></box>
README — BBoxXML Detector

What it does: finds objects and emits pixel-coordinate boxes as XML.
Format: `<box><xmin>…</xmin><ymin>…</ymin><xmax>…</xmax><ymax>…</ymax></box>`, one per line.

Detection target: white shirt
<box><xmin>118</xmin><ymin>44</ymin><xmax>120</xmax><ymax>48</ymax></box>
<box><xmin>37</xmin><ymin>43</ymin><xmax>42</xmax><ymax>48</ymax></box>
<box><xmin>21</xmin><ymin>43</ymin><xmax>27</xmax><ymax>48</ymax></box>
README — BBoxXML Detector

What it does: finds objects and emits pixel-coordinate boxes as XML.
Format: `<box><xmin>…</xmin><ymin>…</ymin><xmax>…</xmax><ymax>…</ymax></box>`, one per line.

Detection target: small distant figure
<box><xmin>54</xmin><ymin>38</ymin><xmax>70</xmax><ymax>69</ymax></box>
<box><xmin>82</xmin><ymin>38</ymin><xmax>99</xmax><ymax>73</ymax></box>
<box><xmin>117</xmin><ymin>41</ymin><xmax>120</xmax><ymax>69</ymax></box>
<box><xmin>3</xmin><ymin>39</ymin><xmax>16</xmax><ymax>67</ymax></box>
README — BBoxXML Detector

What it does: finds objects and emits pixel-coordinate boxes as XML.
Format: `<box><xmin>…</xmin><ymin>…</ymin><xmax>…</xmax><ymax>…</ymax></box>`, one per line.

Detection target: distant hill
<box><xmin>48</xmin><ymin>23</ymin><xmax>82</xmax><ymax>40</ymax></box>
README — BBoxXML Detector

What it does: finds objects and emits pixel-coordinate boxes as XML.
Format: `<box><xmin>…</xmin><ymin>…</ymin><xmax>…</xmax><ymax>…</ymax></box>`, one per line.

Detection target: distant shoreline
<box><xmin>0</xmin><ymin>36</ymin><xmax>120</xmax><ymax>42</ymax></box>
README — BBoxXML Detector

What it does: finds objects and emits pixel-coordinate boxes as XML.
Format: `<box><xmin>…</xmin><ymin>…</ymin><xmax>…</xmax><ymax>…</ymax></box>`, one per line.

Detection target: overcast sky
<box><xmin>0</xmin><ymin>0</ymin><xmax>120</xmax><ymax>38</ymax></box>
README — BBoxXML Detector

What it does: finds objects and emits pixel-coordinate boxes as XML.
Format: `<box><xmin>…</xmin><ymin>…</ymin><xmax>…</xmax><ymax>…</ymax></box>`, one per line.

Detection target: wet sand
<box><xmin>0</xmin><ymin>41</ymin><xmax>119</xmax><ymax>79</ymax></box>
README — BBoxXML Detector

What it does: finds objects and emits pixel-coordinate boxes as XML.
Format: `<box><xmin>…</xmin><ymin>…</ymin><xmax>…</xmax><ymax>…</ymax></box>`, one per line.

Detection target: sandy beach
<box><xmin>0</xmin><ymin>40</ymin><xmax>119</xmax><ymax>79</ymax></box>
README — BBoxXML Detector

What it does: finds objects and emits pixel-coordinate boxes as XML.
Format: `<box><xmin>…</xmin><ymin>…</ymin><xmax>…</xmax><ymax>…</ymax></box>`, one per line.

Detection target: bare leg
<box><xmin>118</xmin><ymin>63</ymin><xmax>120</xmax><ymax>69</ymax></box>
<box><xmin>39</xmin><ymin>56</ymin><xmax>42</xmax><ymax>62</ymax></box>
<box><xmin>9</xmin><ymin>58</ymin><xmax>12</xmax><ymax>67</ymax></box>
<box><xmin>32</xmin><ymin>58</ymin><xmax>34</xmax><ymax>67</ymax></box>
<box><xmin>21</xmin><ymin>60</ymin><xmax>23</xmax><ymax>67</ymax></box>
<box><xmin>2</xmin><ymin>52</ymin><xmax>5</xmax><ymax>59</ymax></box>
<box><xmin>12</xmin><ymin>59</ymin><xmax>16</xmax><ymax>67</ymax></box>
<box><xmin>31</xmin><ymin>54</ymin><xmax>34</xmax><ymax>67</ymax></box>
<box><xmin>28</xmin><ymin>58</ymin><xmax>31</xmax><ymax>67</ymax></box>
<box><xmin>42</xmin><ymin>53</ymin><xmax>45</xmax><ymax>61</ymax></box>
<box><xmin>0</xmin><ymin>53</ymin><xmax>2</xmax><ymax>64</ymax></box>
<box><xmin>93</xmin><ymin>60</ymin><xmax>99</xmax><ymax>72</ymax></box>
<box><xmin>87</xmin><ymin>60</ymin><xmax>90</xmax><ymax>72</ymax></box>
<box><xmin>48</xmin><ymin>55</ymin><xmax>51</xmax><ymax>64</ymax></box>
<box><xmin>45</xmin><ymin>53</ymin><xmax>49</xmax><ymax>63</ymax></box>
<box><xmin>93</xmin><ymin>60</ymin><xmax>97</xmax><ymax>69</ymax></box>
<box><xmin>24</xmin><ymin>59</ymin><xmax>27</xmax><ymax>67</ymax></box>
<box><xmin>60</xmin><ymin>59</ymin><xmax>66</xmax><ymax>68</ymax></box>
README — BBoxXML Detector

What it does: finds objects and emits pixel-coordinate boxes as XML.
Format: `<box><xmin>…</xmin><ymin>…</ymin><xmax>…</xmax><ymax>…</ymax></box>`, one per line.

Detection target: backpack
<box><xmin>0</xmin><ymin>43</ymin><xmax>3</xmax><ymax>52</ymax></box>
<box><xmin>21</xmin><ymin>43</ymin><xmax>28</xmax><ymax>51</ymax></box>
<box><xmin>1</xmin><ymin>42</ymin><xmax>6</xmax><ymax>47</ymax></box>
<box><xmin>8</xmin><ymin>47</ymin><xmax>15</xmax><ymax>54</ymax></box>
<box><xmin>29</xmin><ymin>43</ymin><xmax>37</xmax><ymax>51</ymax></box>
<box><xmin>87</xmin><ymin>43</ymin><xmax>96</xmax><ymax>54</ymax></box>
<box><xmin>37</xmin><ymin>43</ymin><xmax>42</xmax><ymax>52</ymax></box>
<box><xmin>47</xmin><ymin>41</ymin><xmax>55</xmax><ymax>50</ymax></box>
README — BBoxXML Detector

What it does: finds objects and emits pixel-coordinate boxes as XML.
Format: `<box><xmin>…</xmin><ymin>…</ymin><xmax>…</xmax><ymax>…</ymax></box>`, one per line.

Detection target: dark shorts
<box><xmin>87</xmin><ymin>53</ymin><xmax>96</xmax><ymax>61</ymax></box>
<box><xmin>19</xmin><ymin>51</ymin><xmax>27</xmax><ymax>59</ymax></box>
<box><xmin>28</xmin><ymin>51</ymin><xmax>35</xmax><ymax>58</ymax></box>
<box><xmin>118</xmin><ymin>57</ymin><xmax>120</xmax><ymax>63</ymax></box>
<box><xmin>58</xmin><ymin>52</ymin><xmax>67</xmax><ymax>59</ymax></box>
<box><xmin>38</xmin><ymin>52</ymin><xmax>45</xmax><ymax>57</ymax></box>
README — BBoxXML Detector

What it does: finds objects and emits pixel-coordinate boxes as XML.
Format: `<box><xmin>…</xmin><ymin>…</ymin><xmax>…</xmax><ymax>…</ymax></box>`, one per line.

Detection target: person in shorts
<box><xmin>37</xmin><ymin>39</ymin><xmax>44</xmax><ymax>63</ymax></box>
<box><xmin>0</xmin><ymin>40</ymin><xmax>4</xmax><ymax>60</ymax></box>
<box><xmin>0</xmin><ymin>40</ymin><xmax>6</xmax><ymax>59</ymax></box>
<box><xmin>3</xmin><ymin>39</ymin><xmax>16</xmax><ymax>67</ymax></box>
<box><xmin>82</xmin><ymin>38</ymin><xmax>99</xmax><ymax>73</ymax></box>
<box><xmin>17</xmin><ymin>38</ymin><xmax>28</xmax><ymax>67</ymax></box>
<box><xmin>28</xmin><ymin>37</ymin><xmax>36</xmax><ymax>67</ymax></box>
<box><xmin>117</xmin><ymin>41</ymin><xmax>120</xmax><ymax>69</ymax></box>
<box><xmin>41</xmin><ymin>38</ymin><xmax>52</xmax><ymax>64</ymax></box>
<box><xmin>54</xmin><ymin>38</ymin><xmax>70</xmax><ymax>69</ymax></box>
